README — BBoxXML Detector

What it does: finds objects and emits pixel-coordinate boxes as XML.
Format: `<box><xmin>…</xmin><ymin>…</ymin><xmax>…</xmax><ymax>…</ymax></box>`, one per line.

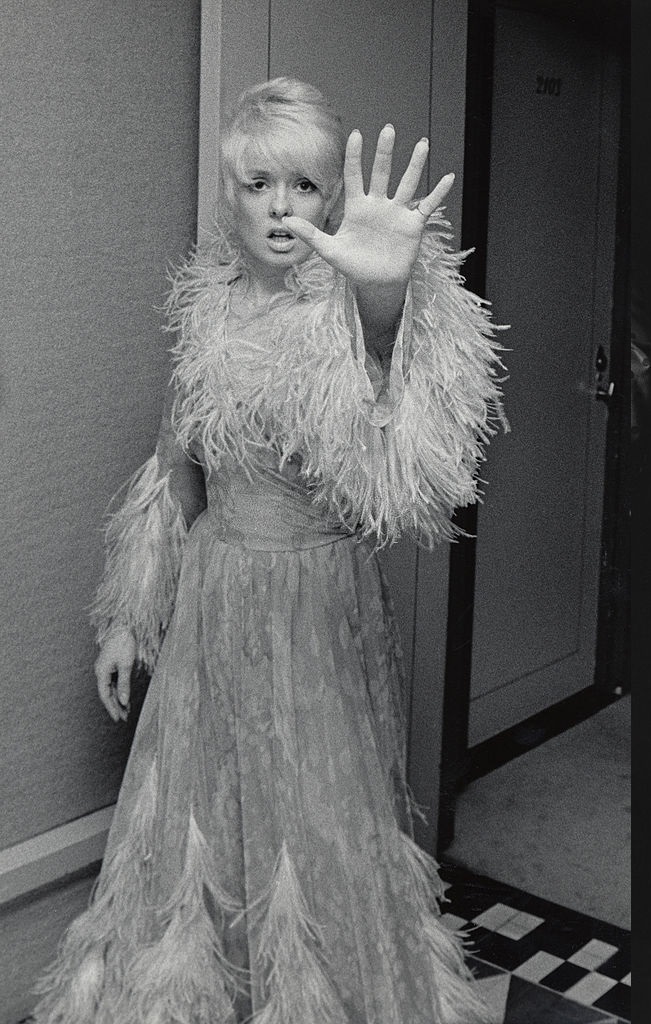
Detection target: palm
<box><xmin>283</xmin><ymin>126</ymin><xmax>454</xmax><ymax>288</ymax></box>
<box><xmin>330</xmin><ymin>192</ymin><xmax>427</xmax><ymax>284</ymax></box>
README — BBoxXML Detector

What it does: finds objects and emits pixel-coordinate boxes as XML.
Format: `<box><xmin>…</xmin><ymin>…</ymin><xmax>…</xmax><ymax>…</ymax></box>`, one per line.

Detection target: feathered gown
<box><xmin>33</xmin><ymin>216</ymin><xmax>506</xmax><ymax>1024</ymax></box>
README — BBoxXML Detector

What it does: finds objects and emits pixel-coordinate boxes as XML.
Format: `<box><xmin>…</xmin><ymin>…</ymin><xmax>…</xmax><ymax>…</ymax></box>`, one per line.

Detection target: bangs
<box><xmin>233</xmin><ymin>127</ymin><xmax>335</xmax><ymax>192</ymax></box>
<box><xmin>221</xmin><ymin>115</ymin><xmax>345</xmax><ymax>207</ymax></box>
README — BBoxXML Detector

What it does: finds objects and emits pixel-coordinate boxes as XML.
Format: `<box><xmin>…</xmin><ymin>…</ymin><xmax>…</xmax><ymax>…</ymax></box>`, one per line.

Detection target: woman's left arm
<box><xmin>282</xmin><ymin>124</ymin><xmax>454</xmax><ymax>348</ymax></box>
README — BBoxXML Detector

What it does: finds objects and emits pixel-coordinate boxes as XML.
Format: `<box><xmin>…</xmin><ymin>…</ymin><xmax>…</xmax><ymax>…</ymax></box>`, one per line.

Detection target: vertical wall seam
<box><xmin>267</xmin><ymin>0</ymin><xmax>272</xmax><ymax>79</ymax></box>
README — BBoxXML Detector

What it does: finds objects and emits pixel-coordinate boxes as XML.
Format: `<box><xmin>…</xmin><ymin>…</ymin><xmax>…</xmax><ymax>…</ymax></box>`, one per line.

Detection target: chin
<box><xmin>268</xmin><ymin>248</ymin><xmax>310</xmax><ymax>270</ymax></box>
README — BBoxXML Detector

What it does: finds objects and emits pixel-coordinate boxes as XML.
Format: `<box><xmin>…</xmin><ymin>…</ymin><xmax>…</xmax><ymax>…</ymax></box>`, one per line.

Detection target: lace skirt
<box><xmin>33</xmin><ymin>517</ymin><xmax>493</xmax><ymax>1024</ymax></box>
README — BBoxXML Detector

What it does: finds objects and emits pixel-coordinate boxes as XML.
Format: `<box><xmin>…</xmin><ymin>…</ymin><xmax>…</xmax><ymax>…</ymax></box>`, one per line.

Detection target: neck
<box><xmin>230</xmin><ymin>268</ymin><xmax>292</xmax><ymax>320</ymax></box>
<box><xmin>244</xmin><ymin>273</ymin><xmax>288</xmax><ymax>302</ymax></box>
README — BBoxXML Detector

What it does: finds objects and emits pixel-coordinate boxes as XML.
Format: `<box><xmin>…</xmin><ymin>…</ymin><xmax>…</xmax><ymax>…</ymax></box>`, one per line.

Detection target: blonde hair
<box><xmin>220</xmin><ymin>78</ymin><xmax>346</xmax><ymax>226</ymax></box>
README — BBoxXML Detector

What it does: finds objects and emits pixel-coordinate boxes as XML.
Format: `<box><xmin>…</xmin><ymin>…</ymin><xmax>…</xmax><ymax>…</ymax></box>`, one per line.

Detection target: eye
<box><xmin>296</xmin><ymin>179</ymin><xmax>317</xmax><ymax>193</ymax></box>
<box><xmin>247</xmin><ymin>179</ymin><xmax>268</xmax><ymax>192</ymax></box>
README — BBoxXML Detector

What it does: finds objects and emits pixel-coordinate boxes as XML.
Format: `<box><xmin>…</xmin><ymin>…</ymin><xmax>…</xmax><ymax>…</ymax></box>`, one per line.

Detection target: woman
<box><xmin>34</xmin><ymin>78</ymin><xmax>505</xmax><ymax>1024</ymax></box>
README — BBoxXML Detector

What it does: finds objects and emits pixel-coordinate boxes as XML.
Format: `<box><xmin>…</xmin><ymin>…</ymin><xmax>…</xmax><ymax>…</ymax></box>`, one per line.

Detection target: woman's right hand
<box><xmin>95</xmin><ymin>626</ymin><xmax>137</xmax><ymax>722</ymax></box>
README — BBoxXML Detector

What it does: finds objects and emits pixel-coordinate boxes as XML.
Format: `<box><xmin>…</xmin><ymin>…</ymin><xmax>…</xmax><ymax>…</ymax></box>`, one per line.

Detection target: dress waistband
<box><xmin>199</xmin><ymin>467</ymin><xmax>353</xmax><ymax>552</ymax></box>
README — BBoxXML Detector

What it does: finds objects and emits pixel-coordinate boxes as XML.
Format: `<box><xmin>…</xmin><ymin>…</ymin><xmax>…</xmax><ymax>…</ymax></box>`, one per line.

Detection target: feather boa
<box><xmin>165</xmin><ymin>216</ymin><xmax>506</xmax><ymax>548</ymax></box>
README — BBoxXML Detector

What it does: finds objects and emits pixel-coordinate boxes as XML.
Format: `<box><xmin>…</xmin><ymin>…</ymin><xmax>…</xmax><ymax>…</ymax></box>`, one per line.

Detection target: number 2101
<box><xmin>536</xmin><ymin>74</ymin><xmax>560</xmax><ymax>96</ymax></box>
<box><xmin>536</xmin><ymin>74</ymin><xmax>562</xmax><ymax>96</ymax></box>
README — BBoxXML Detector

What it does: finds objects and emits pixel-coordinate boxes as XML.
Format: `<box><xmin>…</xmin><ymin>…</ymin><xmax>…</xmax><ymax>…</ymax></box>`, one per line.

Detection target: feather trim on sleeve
<box><xmin>281</xmin><ymin>213</ymin><xmax>508</xmax><ymax>547</ymax></box>
<box><xmin>90</xmin><ymin>454</ymin><xmax>188</xmax><ymax>672</ymax></box>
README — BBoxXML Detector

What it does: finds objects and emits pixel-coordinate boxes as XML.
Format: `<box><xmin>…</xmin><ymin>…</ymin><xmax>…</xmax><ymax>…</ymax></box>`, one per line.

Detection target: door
<box><xmin>467</xmin><ymin>2</ymin><xmax>621</xmax><ymax>745</ymax></box>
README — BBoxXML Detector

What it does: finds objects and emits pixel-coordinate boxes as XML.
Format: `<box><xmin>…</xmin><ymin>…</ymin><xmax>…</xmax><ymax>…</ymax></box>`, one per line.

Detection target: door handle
<box><xmin>593</xmin><ymin>344</ymin><xmax>614</xmax><ymax>404</ymax></box>
<box><xmin>594</xmin><ymin>380</ymin><xmax>615</xmax><ymax>403</ymax></box>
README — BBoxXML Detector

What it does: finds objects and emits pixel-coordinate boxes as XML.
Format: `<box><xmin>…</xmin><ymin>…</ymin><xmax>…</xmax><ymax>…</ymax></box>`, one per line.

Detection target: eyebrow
<box><xmin>242</xmin><ymin>166</ymin><xmax>314</xmax><ymax>178</ymax></box>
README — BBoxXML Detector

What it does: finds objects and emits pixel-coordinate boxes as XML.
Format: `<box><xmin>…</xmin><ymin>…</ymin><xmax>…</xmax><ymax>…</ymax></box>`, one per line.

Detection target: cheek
<box><xmin>235</xmin><ymin>194</ymin><xmax>257</xmax><ymax>221</ymax></box>
<box><xmin>233</xmin><ymin>197</ymin><xmax>264</xmax><ymax>244</ymax></box>
<box><xmin>304</xmin><ymin>196</ymin><xmax>329</xmax><ymax>226</ymax></box>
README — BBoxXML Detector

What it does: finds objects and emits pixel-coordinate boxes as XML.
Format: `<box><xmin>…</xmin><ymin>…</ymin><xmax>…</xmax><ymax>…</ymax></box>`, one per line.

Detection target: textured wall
<box><xmin>0</xmin><ymin>0</ymin><xmax>200</xmax><ymax>849</ymax></box>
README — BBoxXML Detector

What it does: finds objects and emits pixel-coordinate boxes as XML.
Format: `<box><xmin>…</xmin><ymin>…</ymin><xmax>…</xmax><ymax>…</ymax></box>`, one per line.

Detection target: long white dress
<box><xmin>33</xmin><ymin>215</ymin><xmax>506</xmax><ymax>1024</ymax></box>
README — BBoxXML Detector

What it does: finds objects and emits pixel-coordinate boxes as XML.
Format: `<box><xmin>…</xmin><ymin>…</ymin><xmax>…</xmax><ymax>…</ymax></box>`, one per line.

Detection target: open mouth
<box><xmin>266</xmin><ymin>228</ymin><xmax>296</xmax><ymax>253</ymax></box>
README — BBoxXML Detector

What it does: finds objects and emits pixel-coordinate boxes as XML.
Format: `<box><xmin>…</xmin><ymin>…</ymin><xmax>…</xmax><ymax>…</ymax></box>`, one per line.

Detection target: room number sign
<box><xmin>536</xmin><ymin>74</ymin><xmax>562</xmax><ymax>96</ymax></box>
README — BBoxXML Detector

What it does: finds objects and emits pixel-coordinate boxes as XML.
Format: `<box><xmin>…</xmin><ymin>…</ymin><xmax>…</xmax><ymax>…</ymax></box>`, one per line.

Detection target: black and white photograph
<box><xmin>0</xmin><ymin>1</ymin><xmax>635</xmax><ymax>1022</ymax></box>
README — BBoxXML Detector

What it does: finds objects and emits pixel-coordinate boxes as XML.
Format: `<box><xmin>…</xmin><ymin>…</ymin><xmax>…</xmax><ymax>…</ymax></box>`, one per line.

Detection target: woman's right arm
<box><xmin>92</xmin><ymin>381</ymin><xmax>206</xmax><ymax>720</ymax></box>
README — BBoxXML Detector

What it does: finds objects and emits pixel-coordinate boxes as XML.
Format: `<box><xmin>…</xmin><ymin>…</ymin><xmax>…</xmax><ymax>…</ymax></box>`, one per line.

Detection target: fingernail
<box><xmin>384</xmin><ymin>123</ymin><xmax>395</xmax><ymax>132</ymax></box>
<box><xmin>420</xmin><ymin>137</ymin><xmax>429</xmax><ymax>146</ymax></box>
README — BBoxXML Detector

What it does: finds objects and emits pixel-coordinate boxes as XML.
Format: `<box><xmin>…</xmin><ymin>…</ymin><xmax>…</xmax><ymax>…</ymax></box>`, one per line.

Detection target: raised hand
<box><xmin>282</xmin><ymin>125</ymin><xmax>454</xmax><ymax>290</ymax></box>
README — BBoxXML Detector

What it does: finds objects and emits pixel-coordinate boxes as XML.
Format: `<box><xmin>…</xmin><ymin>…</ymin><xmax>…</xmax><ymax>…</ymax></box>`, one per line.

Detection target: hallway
<box><xmin>448</xmin><ymin>696</ymin><xmax>631</xmax><ymax>930</ymax></box>
<box><xmin>443</xmin><ymin>695</ymin><xmax>631</xmax><ymax>1021</ymax></box>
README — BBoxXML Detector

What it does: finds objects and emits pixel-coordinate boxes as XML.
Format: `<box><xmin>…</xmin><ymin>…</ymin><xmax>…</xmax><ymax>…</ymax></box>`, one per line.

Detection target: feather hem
<box><xmin>33</xmin><ymin>770</ymin><xmax>243</xmax><ymax>1024</ymax></box>
<box><xmin>399</xmin><ymin>831</ymin><xmax>497</xmax><ymax>1023</ymax></box>
<box><xmin>249</xmin><ymin>842</ymin><xmax>349</xmax><ymax>1024</ymax></box>
<box><xmin>117</xmin><ymin>811</ymin><xmax>242</xmax><ymax>1024</ymax></box>
<box><xmin>32</xmin><ymin>764</ymin><xmax>159</xmax><ymax>1024</ymax></box>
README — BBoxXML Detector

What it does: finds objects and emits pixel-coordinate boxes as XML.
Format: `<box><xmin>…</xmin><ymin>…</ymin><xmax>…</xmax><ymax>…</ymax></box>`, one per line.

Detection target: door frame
<box><xmin>437</xmin><ymin>0</ymin><xmax>630</xmax><ymax>854</ymax></box>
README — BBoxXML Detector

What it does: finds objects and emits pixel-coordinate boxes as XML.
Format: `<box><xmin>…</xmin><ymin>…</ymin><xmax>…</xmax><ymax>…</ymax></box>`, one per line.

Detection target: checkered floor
<box><xmin>441</xmin><ymin>862</ymin><xmax>631</xmax><ymax>1023</ymax></box>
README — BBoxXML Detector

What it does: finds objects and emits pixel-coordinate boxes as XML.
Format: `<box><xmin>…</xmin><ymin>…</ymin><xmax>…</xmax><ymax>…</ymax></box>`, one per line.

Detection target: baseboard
<box><xmin>463</xmin><ymin>686</ymin><xmax>625</xmax><ymax>785</ymax></box>
<box><xmin>0</xmin><ymin>805</ymin><xmax>114</xmax><ymax>907</ymax></box>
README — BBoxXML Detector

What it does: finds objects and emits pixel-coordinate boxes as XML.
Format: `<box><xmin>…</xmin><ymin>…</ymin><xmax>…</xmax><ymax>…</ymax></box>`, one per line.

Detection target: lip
<box><xmin>267</xmin><ymin>229</ymin><xmax>296</xmax><ymax>253</ymax></box>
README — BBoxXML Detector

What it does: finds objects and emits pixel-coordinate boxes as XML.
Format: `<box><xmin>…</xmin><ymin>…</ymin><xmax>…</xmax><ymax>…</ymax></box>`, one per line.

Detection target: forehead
<box><xmin>239</xmin><ymin>155</ymin><xmax>306</xmax><ymax>179</ymax></box>
<box><xmin>230</xmin><ymin>123</ymin><xmax>331</xmax><ymax>181</ymax></box>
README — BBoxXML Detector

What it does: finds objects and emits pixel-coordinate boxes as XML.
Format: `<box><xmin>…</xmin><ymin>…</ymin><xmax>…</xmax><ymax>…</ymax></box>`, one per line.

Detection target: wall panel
<box><xmin>0</xmin><ymin>0</ymin><xmax>200</xmax><ymax>849</ymax></box>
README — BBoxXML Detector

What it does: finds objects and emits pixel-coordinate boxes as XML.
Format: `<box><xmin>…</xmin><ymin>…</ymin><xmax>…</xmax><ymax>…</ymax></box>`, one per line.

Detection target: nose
<box><xmin>269</xmin><ymin>185</ymin><xmax>293</xmax><ymax>218</ymax></box>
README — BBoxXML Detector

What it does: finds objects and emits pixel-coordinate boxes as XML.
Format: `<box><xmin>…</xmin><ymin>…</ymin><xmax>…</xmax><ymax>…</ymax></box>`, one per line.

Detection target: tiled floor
<box><xmin>441</xmin><ymin>862</ymin><xmax>631</xmax><ymax>1023</ymax></box>
<box><xmin>13</xmin><ymin>862</ymin><xmax>630</xmax><ymax>1024</ymax></box>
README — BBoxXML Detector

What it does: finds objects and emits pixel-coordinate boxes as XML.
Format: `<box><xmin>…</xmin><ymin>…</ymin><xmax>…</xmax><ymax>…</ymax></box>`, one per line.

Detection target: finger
<box><xmin>343</xmin><ymin>129</ymin><xmax>364</xmax><ymax>200</ymax></box>
<box><xmin>393</xmin><ymin>137</ymin><xmax>429</xmax><ymax>205</ymax></box>
<box><xmin>95</xmin><ymin>662</ymin><xmax>120</xmax><ymax>722</ymax></box>
<box><xmin>116</xmin><ymin>664</ymin><xmax>131</xmax><ymax>718</ymax></box>
<box><xmin>281</xmin><ymin>215</ymin><xmax>335</xmax><ymax>260</ymax></box>
<box><xmin>414</xmin><ymin>172</ymin><xmax>455</xmax><ymax>220</ymax></box>
<box><xmin>368</xmin><ymin>124</ymin><xmax>395</xmax><ymax>197</ymax></box>
<box><xmin>95</xmin><ymin>653</ymin><xmax>126</xmax><ymax>723</ymax></box>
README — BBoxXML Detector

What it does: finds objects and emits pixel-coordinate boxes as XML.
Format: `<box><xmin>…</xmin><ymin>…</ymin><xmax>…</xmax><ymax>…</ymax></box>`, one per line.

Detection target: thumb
<box><xmin>116</xmin><ymin>663</ymin><xmax>131</xmax><ymax>706</ymax></box>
